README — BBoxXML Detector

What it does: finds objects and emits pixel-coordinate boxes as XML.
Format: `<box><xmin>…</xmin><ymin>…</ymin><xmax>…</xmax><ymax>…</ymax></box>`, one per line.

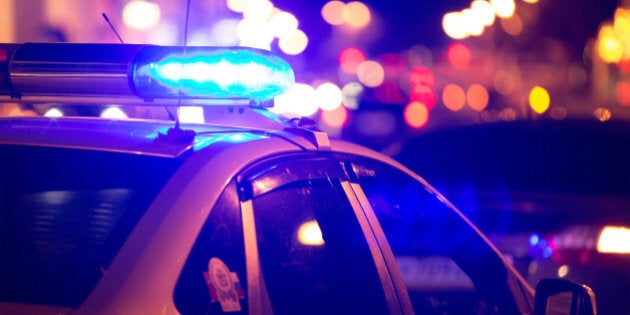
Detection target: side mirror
<box><xmin>534</xmin><ymin>278</ymin><xmax>597</xmax><ymax>315</ymax></box>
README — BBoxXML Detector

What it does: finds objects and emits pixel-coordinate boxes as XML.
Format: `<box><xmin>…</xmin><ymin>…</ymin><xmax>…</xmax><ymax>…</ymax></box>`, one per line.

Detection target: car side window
<box><xmin>353</xmin><ymin>161</ymin><xmax>522</xmax><ymax>314</ymax></box>
<box><xmin>174</xmin><ymin>180</ymin><xmax>248</xmax><ymax>314</ymax></box>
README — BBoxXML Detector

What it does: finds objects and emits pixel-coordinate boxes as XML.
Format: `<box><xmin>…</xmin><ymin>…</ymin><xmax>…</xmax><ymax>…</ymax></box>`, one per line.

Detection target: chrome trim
<box><xmin>340</xmin><ymin>180</ymin><xmax>403</xmax><ymax>315</ymax></box>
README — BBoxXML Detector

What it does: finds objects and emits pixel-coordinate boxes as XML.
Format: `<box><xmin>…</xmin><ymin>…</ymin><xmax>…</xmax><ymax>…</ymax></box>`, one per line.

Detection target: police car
<box><xmin>0</xmin><ymin>43</ymin><xmax>595</xmax><ymax>314</ymax></box>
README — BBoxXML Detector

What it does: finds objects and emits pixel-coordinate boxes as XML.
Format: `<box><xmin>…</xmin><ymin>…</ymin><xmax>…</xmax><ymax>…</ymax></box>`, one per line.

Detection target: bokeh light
<box><xmin>529</xmin><ymin>86</ymin><xmax>550</xmax><ymax>114</ymax></box>
<box><xmin>443</xmin><ymin>12</ymin><xmax>468</xmax><ymax>40</ymax></box>
<box><xmin>466</xmin><ymin>84</ymin><xmax>489</xmax><ymax>111</ymax></box>
<box><xmin>491</xmin><ymin>0</ymin><xmax>515</xmax><ymax>18</ymax></box>
<box><xmin>278</xmin><ymin>29</ymin><xmax>308</xmax><ymax>55</ymax></box>
<box><xmin>597</xmin><ymin>226</ymin><xmax>630</xmax><ymax>253</ymax></box>
<box><xmin>227</xmin><ymin>0</ymin><xmax>249</xmax><ymax>13</ymax></box>
<box><xmin>341</xmin><ymin>82</ymin><xmax>364</xmax><ymax>110</ymax></box>
<box><xmin>493</xmin><ymin>69</ymin><xmax>516</xmax><ymax>95</ymax></box>
<box><xmin>442</xmin><ymin>84</ymin><xmax>466</xmax><ymax>111</ymax></box>
<box><xmin>321</xmin><ymin>105</ymin><xmax>349</xmax><ymax>128</ymax></box>
<box><xmin>594</xmin><ymin>107</ymin><xmax>612</xmax><ymax>122</ymax></box>
<box><xmin>339</xmin><ymin>47</ymin><xmax>367</xmax><ymax>74</ymax></box>
<box><xmin>615</xmin><ymin>81</ymin><xmax>630</xmax><ymax>106</ymax></box>
<box><xmin>316</xmin><ymin>82</ymin><xmax>343</xmax><ymax>111</ymax></box>
<box><xmin>273</xmin><ymin>83</ymin><xmax>319</xmax><ymax>117</ymax></box>
<box><xmin>321</xmin><ymin>1</ymin><xmax>346</xmax><ymax>26</ymax></box>
<box><xmin>342</xmin><ymin>1</ymin><xmax>371</xmax><ymax>28</ymax></box>
<box><xmin>270</xmin><ymin>11</ymin><xmax>299</xmax><ymax>39</ymax></box>
<box><xmin>243</xmin><ymin>0</ymin><xmax>274</xmax><ymax>22</ymax></box>
<box><xmin>404</xmin><ymin>101</ymin><xmax>429</xmax><ymax>128</ymax></box>
<box><xmin>500</xmin><ymin>13</ymin><xmax>523</xmax><ymax>36</ymax></box>
<box><xmin>357</xmin><ymin>60</ymin><xmax>385</xmax><ymax>87</ymax></box>
<box><xmin>447</xmin><ymin>42</ymin><xmax>472</xmax><ymax>70</ymax></box>
<box><xmin>122</xmin><ymin>0</ymin><xmax>161</xmax><ymax>30</ymax></box>
<box><xmin>598</xmin><ymin>25</ymin><xmax>624</xmax><ymax>63</ymax></box>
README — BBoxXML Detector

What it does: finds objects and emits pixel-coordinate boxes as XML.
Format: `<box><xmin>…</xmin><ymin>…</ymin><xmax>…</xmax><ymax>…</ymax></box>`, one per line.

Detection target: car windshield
<box><xmin>0</xmin><ymin>145</ymin><xmax>183</xmax><ymax>307</ymax></box>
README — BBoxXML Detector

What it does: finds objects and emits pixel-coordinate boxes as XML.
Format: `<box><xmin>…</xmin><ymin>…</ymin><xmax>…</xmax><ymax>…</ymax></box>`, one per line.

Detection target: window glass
<box><xmin>0</xmin><ymin>145</ymin><xmax>182</xmax><ymax>307</ymax></box>
<box><xmin>174</xmin><ymin>180</ymin><xmax>248</xmax><ymax>314</ymax></box>
<box><xmin>354</xmin><ymin>161</ymin><xmax>521</xmax><ymax>314</ymax></box>
<box><xmin>252</xmin><ymin>178</ymin><xmax>389</xmax><ymax>315</ymax></box>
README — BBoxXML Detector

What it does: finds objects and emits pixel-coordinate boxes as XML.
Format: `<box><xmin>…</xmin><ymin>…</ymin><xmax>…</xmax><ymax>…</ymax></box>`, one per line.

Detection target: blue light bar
<box><xmin>133</xmin><ymin>46</ymin><xmax>295</xmax><ymax>101</ymax></box>
<box><xmin>4</xmin><ymin>43</ymin><xmax>295</xmax><ymax>104</ymax></box>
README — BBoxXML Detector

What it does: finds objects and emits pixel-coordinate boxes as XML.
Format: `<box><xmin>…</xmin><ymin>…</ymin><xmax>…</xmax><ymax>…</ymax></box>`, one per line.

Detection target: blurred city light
<box><xmin>342</xmin><ymin>1</ymin><xmax>371</xmax><ymax>28</ymax></box>
<box><xmin>466</xmin><ymin>84</ymin><xmax>489</xmax><ymax>111</ymax></box>
<box><xmin>341</xmin><ymin>82</ymin><xmax>364</xmax><ymax>110</ymax></box>
<box><xmin>597</xmin><ymin>226</ymin><xmax>630</xmax><ymax>253</ymax></box>
<box><xmin>269</xmin><ymin>11</ymin><xmax>299</xmax><ymax>39</ymax></box>
<box><xmin>529</xmin><ymin>86</ymin><xmax>550</xmax><ymax>114</ymax></box>
<box><xmin>273</xmin><ymin>83</ymin><xmax>319</xmax><ymax>117</ymax></box>
<box><xmin>357</xmin><ymin>60</ymin><xmax>385</xmax><ymax>87</ymax></box>
<box><xmin>321</xmin><ymin>105</ymin><xmax>349</xmax><ymax>128</ymax></box>
<box><xmin>404</xmin><ymin>101</ymin><xmax>429</xmax><ymax>128</ymax></box>
<box><xmin>227</xmin><ymin>0</ymin><xmax>249</xmax><ymax>13</ymax></box>
<box><xmin>442</xmin><ymin>84</ymin><xmax>466</xmax><ymax>111</ymax></box>
<box><xmin>490</xmin><ymin>0</ymin><xmax>515</xmax><ymax>19</ymax></box>
<box><xmin>321</xmin><ymin>1</ymin><xmax>346</xmax><ymax>26</ymax></box>
<box><xmin>339</xmin><ymin>47</ymin><xmax>367</xmax><ymax>75</ymax></box>
<box><xmin>122</xmin><ymin>0</ymin><xmax>161</xmax><ymax>30</ymax></box>
<box><xmin>447</xmin><ymin>42</ymin><xmax>472</xmax><ymax>70</ymax></box>
<box><xmin>493</xmin><ymin>69</ymin><xmax>517</xmax><ymax>96</ymax></box>
<box><xmin>316</xmin><ymin>82</ymin><xmax>343</xmax><ymax>111</ymax></box>
<box><xmin>278</xmin><ymin>29</ymin><xmax>308</xmax><ymax>55</ymax></box>
<box><xmin>500</xmin><ymin>14</ymin><xmax>523</xmax><ymax>36</ymax></box>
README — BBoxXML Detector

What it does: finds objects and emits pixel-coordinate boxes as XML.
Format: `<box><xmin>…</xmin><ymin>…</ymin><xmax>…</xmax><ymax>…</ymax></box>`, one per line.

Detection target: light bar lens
<box><xmin>133</xmin><ymin>46</ymin><xmax>295</xmax><ymax>101</ymax></box>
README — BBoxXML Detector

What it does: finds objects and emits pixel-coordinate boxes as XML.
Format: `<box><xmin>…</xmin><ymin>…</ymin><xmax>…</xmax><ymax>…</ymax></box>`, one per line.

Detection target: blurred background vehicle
<box><xmin>393</xmin><ymin>119</ymin><xmax>630</xmax><ymax>314</ymax></box>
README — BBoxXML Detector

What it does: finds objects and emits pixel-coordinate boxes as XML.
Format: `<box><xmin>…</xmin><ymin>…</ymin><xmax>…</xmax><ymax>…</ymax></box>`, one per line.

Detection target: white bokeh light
<box><xmin>122</xmin><ymin>0</ymin><xmax>161</xmax><ymax>30</ymax></box>
<box><xmin>273</xmin><ymin>83</ymin><xmax>319</xmax><ymax>117</ymax></box>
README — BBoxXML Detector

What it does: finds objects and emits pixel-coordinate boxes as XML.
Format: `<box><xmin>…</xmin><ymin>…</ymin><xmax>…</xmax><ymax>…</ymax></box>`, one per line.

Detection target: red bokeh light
<box><xmin>339</xmin><ymin>47</ymin><xmax>367</xmax><ymax>74</ymax></box>
<box><xmin>447</xmin><ymin>42</ymin><xmax>472</xmax><ymax>70</ymax></box>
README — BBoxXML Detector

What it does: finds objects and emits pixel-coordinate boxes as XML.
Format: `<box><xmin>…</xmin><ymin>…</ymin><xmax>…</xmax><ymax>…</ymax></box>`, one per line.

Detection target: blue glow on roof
<box><xmin>193</xmin><ymin>133</ymin><xmax>268</xmax><ymax>150</ymax></box>
<box><xmin>133</xmin><ymin>47</ymin><xmax>295</xmax><ymax>101</ymax></box>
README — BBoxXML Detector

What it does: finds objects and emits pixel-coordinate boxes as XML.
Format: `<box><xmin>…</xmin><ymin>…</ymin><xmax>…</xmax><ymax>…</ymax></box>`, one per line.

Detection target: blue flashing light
<box><xmin>133</xmin><ymin>46</ymin><xmax>295</xmax><ymax>102</ymax></box>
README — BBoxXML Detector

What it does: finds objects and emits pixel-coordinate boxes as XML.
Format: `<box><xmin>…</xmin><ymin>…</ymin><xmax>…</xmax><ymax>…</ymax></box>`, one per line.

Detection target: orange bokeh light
<box><xmin>404</xmin><ymin>101</ymin><xmax>429</xmax><ymax>128</ymax></box>
<box><xmin>447</xmin><ymin>42</ymin><xmax>472</xmax><ymax>70</ymax></box>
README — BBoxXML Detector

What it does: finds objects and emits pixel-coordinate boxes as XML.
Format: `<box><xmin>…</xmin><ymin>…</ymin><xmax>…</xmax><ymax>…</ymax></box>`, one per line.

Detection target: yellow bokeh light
<box><xmin>122</xmin><ymin>0</ymin><xmax>161</xmax><ymax>30</ymax></box>
<box><xmin>321</xmin><ymin>1</ymin><xmax>346</xmax><ymax>26</ymax></box>
<box><xmin>278</xmin><ymin>29</ymin><xmax>308</xmax><ymax>55</ymax></box>
<box><xmin>467</xmin><ymin>84</ymin><xmax>489</xmax><ymax>111</ymax></box>
<box><xmin>357</xmin><ymin>60</ymin><xmax>385</xmax><ymax>87</ymax></box>
<box><xmin>597</xmin><ymin>25</ymin><xmax>624</xmax><ymax>63</ymax></box>
<box><xmin>243</xmin><ymin>0</ymin><xmax>274</xmax><ymax>22</ymax></box>
<box><xmin>442</xmin><ymin>84</ymin><xmax>466</xmax><ymax>111</ymax></box>
<box><xmin>342</xmin><ymin>1</ymin><xmax>371</xmax><ymax>28</ymax></box>
<box><xmin>298</xmin><ymin>220</ymin><xmax>325</xmax><ymax>246</ymax></box>
<box><xmin>529</xmin><ymin>86</ymin><xmax>550</xmax><ymax>114</ymax></box>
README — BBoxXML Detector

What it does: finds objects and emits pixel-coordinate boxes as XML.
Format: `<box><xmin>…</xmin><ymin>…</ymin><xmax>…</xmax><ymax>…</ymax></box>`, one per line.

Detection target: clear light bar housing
<box><xmin>2</xmin><ymin>43</ymin><xmax>295</xmax><ymax>105</ymax></box>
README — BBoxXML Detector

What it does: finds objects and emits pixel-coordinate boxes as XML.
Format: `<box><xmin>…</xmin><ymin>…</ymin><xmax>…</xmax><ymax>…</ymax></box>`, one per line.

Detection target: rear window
<box><xmin>0</xmin><ymin>145</ymin><xmax>183</xmax><ymax>307</ymax></box>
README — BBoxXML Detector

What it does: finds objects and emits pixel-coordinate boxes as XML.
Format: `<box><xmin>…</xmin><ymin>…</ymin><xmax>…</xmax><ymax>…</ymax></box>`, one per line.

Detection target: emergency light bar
<box><xmin>0</xmin><ymin>43</ymin><xmax>294</xmax><ymax>105</ymax></box>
